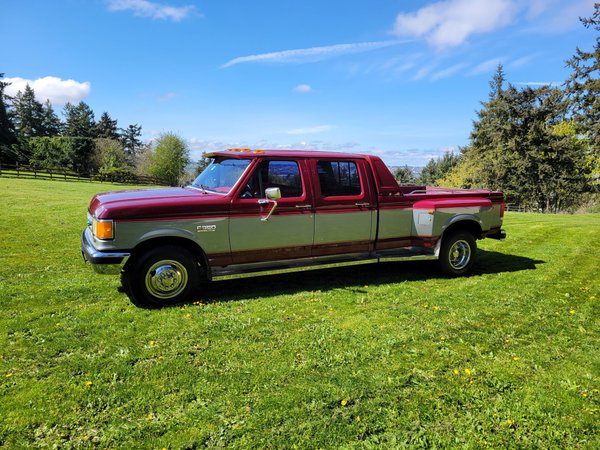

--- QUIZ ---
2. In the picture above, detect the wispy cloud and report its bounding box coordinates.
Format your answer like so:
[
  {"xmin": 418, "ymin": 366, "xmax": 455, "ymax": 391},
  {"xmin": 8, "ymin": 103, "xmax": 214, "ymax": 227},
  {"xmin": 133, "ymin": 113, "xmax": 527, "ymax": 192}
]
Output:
[
  {"xmin": 107, "ymin": 0, "xmax": 197, "ymax": 21},
  {"xmin": 292, "ymin": 84, "xmax": 312, "ymax": 93},
  {"xmin": 391, "ymin": 0, "xmax": 518, "ymax": 48},
  {"xmin": 221, "ymin": 40, "xmax": 410, "ymax": 68},
  {"xmin": 3, "ymin": 76, "xmax": 90, "ymax": 105},
  {"xmin": 285, "ymin": 125, "xmax": 334, "ymax": 135},
  {"xmin": 469, "ymin": 57, "xmax": 504, "ymax": 75},
  {"xmin": 513, "ymin": 81, "xmax": 561, "ymax": 86},
  {"xmin": 430, "ymin": 63, "xmax": 469, "ymax": 80}
]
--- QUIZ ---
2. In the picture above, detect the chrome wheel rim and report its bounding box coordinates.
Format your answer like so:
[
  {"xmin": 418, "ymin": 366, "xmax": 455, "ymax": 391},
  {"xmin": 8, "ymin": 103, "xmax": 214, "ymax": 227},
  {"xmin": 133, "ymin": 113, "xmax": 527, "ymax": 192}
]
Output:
[
  {"xmin": 448, "ymin": 240, "xmax": 471, "ymax": 270},
  {"xmin": 145, "ymin": 260, "xmax": 188, "ymax": 299}
]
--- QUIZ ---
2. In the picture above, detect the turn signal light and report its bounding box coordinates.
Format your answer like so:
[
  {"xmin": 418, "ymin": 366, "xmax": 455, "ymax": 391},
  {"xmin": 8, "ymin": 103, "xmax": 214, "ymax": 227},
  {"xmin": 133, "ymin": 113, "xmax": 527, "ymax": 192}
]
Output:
[
  {"xmin": 500, "ymin": 202, "xmax": 505, "ymax": 218},
  {"xmin": 93, "ymin": 219, "xmax": 114, "ymax": 240}
]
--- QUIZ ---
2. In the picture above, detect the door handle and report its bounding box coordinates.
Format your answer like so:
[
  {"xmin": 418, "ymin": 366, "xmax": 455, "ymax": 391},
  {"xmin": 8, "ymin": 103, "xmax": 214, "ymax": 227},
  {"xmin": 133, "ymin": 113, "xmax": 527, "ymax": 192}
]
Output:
[
  {"xmin": 355, "ymin": 202, "xmax": 370, "ymax": 208},
  {"xmin": 295, "ymin": 204, "xmax": 312, "ymax": 210}
]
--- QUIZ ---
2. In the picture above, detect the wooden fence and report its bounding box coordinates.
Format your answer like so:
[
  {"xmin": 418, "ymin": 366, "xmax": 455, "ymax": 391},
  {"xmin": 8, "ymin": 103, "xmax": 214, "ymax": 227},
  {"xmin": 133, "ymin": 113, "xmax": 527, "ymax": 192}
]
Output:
[{"xmin": 0, "ymin": 162, "xmax": 163, "ymax": 186}]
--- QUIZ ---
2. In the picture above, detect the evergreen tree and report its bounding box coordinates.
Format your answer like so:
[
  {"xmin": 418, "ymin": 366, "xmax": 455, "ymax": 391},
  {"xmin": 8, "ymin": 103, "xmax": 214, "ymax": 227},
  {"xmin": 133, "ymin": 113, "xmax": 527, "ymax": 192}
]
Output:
[
  {"xmin": 41, "ymin": 100, "xmax": 62, "ymax": 136},
  {"xmin": 150, "ymin": 132, "xmax": 190, "ymax": 186},
  {"xmin": 565, "ymin": 3, "xmax": 600, "ymax": 187},
  {"xmin": 463, "ymin": 75, "xmax": 587, "ymax": 212},
  {"xmin": 13, "ymin": 84, "xmax": 45, "ymax": 138},
  {"xmin": 393, "ymin": 165, "xmax": 416, "ymax": 184},
  {"xmin": 63, "ymin": 101, "xmax": 96, "ymax": 138},
  {"xmin": 96, "ymin": 112, "xmax": 119, "ymax": 139},
  {"xmin": 417, "ymin": 152, "xmax": 461, "ymax": 186},
  {"xmin": 120, "ymin": 124, "xmax": 142, "ymax": 162},
  {"xmin": 0, "ymin": 73, "xmax": 18, "ymax": 162}
]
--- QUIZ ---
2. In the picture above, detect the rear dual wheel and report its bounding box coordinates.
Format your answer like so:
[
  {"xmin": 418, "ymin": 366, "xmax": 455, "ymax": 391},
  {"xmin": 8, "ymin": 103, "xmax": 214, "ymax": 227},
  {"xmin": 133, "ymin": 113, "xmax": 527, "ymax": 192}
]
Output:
[
  {"xmin": 438, "ymin": 231, "xmax": 477, "ymax": 276},
  {"xmin": 121, "ymin": 245, "xmax": 201, "ymax": 308}
]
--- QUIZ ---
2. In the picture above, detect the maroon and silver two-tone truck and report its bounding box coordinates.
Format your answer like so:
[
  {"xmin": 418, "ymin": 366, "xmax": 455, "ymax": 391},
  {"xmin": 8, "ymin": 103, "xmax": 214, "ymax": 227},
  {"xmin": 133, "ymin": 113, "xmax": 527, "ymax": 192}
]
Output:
[{"xmin": 82, "ymin": 149, "xmax": 506, "ymax": 307}]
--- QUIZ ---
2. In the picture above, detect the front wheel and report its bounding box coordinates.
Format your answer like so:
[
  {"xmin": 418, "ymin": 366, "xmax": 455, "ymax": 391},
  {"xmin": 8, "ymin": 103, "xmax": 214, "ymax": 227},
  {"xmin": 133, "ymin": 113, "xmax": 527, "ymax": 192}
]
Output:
[
  {"xmin": 121, "ymin": 245, "xmax": 201, "ymax": 308},
  {"xmin": 438, "ymin": 231, "xmax": 477, "ymax": 276}
]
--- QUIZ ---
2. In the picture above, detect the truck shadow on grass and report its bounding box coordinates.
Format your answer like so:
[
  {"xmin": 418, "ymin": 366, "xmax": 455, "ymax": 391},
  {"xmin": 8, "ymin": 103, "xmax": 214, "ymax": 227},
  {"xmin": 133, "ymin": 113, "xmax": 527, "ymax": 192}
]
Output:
[{"xmin": 196, "ymin": 250, "xmax": 544, "ymax": 304}]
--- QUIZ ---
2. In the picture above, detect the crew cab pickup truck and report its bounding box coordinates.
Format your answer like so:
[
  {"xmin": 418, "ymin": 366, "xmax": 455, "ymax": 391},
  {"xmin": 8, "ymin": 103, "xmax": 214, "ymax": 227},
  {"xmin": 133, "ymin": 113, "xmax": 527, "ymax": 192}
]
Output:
[{"xmin": 82, "ymin": 149, "xmax": 505, "ymax": 307}]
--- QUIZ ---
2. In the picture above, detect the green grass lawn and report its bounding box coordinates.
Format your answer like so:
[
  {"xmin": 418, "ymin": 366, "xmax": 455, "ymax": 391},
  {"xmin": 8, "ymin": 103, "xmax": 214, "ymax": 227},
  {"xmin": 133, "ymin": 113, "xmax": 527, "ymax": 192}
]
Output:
[{"xmin": 1, "ymin": 177, "xmax": 599, "ymax": 449}]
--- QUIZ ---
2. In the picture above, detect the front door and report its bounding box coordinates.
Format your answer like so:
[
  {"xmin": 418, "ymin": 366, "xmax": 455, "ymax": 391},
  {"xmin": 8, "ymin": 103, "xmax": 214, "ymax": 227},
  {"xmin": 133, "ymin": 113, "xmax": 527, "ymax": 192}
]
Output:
[{"xmin": 229, "ymin": 159, "xmax": 314, "ymax": 264}]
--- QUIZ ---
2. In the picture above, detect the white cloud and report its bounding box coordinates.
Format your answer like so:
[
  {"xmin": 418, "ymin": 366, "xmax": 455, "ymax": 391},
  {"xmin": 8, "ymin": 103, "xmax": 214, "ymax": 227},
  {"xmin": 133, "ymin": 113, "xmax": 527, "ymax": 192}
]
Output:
[
  {"xmin": 3, "ymin": 76, "xmax": 91, "ymax": 105},
  {"xmin": 392, "ymin": 0, "xmax": 518, "ymax": 48},
  {"xmin": 513, "ymin": 81, "xmax": 561, "ymax": 86},
  {"xmin": 221, "ymin": 40, "xmax": 410, "ymax": 68},
  {"xmin": 107, "ymin": 0, "xmax": 196, "ymax": 21},
  {"xmin": 285, "ymin": 125, "xmax": 333, "ymax": 135},
  {"xmin": 292, "ymin": 84, "xmax": 312, "ymax": 93},
  {"xmin": 430, "ymin": 63, "xmax": 469, "ymax": 80},
  {"xmin": 469, "ymin": 57, "xmax": 504, "ymax": 75}
]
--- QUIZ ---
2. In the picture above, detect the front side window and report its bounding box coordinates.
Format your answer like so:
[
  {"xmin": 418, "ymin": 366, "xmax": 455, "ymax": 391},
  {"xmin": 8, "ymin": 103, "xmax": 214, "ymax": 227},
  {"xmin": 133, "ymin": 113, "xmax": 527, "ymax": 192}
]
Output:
[
  {"xmin": 239, "ymin": 160, "xmax": 303, "ymax": 199},
  {"xmin": 317, "ymin": 160, "xmax": 361, "ymax": 197},
  {"xmin": 192, "ymin": 158, "xmax": 251, "ymax": 194}
]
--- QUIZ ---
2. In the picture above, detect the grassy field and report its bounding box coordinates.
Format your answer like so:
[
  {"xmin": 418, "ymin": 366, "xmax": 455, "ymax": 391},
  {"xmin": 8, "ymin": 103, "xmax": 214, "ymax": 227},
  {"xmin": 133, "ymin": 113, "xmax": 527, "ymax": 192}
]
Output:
[{"xmin": 1, "ymin": 177, "xmax": 599, "ymax": 449}]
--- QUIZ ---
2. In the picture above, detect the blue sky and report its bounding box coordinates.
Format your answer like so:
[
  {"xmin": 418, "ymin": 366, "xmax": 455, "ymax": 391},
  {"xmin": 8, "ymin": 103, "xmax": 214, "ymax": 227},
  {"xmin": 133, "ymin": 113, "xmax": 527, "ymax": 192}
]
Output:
[{"xmin": 1, "ymin": 0, "xmax": 597, "ymax": 166}]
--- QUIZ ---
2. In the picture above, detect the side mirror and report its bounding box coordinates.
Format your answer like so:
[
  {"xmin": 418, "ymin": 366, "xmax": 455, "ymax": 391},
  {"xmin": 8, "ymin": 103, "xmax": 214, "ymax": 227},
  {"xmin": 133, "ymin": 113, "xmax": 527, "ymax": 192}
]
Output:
[{"xmin": 265, "ymin": 187, "xmax": 281, "ymax": 200}]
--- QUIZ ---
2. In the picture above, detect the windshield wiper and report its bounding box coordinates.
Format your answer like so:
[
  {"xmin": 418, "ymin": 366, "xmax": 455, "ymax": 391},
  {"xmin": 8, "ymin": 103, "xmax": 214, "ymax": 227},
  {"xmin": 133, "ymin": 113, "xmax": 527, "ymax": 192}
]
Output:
[{"xmin": 192, "ymin": 183, "xmax": 210, "ymax": 194}]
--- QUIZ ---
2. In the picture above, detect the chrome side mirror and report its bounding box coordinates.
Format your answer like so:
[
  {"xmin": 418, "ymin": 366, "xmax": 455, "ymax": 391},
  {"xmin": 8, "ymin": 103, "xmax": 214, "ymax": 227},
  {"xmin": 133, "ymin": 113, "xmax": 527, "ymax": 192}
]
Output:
[
  {"xmin": 265, "ymin": 187, "xmax": 281, "ymax": 200},
  {"xmin": 260, "ymin": 187, "xmax": 281, "ymax": 222}
]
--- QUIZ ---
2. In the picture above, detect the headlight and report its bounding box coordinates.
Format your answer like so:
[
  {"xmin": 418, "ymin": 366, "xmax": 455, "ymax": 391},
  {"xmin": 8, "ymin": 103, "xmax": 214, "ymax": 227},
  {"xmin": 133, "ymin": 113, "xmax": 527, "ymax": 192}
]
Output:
[{"xmin": 92, "ymin": 217, "xmax": 114, "ymax": 240}]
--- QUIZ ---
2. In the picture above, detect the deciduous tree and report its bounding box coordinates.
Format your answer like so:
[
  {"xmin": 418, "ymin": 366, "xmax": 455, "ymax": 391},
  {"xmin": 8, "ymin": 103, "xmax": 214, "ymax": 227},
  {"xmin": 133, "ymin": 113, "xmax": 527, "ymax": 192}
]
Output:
[{"xmin": 150, "ymin": 132, "xmax": 190, "ymax": 186}]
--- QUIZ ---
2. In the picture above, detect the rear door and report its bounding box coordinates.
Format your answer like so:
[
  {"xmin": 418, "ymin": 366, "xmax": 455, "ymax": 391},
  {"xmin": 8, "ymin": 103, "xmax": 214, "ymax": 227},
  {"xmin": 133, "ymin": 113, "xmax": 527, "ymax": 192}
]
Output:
[
  {"xmin": 311, "ymin": 158, "xmax": 376, "ymax": 256},
  {"xmin": 229, "ymin": 158, "xmax": 314, "ymax": 264}
]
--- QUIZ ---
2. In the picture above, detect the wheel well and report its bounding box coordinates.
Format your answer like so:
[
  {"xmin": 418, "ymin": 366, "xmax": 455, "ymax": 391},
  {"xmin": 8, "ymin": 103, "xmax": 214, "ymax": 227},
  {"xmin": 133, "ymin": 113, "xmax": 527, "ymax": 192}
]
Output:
[
  {"xmin": 442, "ymin": 220, "xmax": 483, "ymax": 240},
  {"xmin": 126, "ymin": 237, "xmax": 209, "ymax": 272}
]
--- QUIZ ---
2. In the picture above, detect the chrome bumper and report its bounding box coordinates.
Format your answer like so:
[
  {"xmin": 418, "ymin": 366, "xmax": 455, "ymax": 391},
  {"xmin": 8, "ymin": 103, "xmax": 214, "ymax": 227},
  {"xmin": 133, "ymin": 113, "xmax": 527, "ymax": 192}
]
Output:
[{"xmin": 81, "ymin": 230, "xmax": 130, "ymax": 274}]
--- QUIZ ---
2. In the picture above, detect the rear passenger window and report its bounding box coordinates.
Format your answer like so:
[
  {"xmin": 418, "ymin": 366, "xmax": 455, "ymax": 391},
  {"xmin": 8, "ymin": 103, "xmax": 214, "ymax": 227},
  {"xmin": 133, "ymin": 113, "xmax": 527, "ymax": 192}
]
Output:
[
  {"xmin": 240, "ymin": 160, "xmax": 303, "ymax": 198},
  {"xmin": 317, "ymin": 161, "xmax": 361, "ymax": 197}
]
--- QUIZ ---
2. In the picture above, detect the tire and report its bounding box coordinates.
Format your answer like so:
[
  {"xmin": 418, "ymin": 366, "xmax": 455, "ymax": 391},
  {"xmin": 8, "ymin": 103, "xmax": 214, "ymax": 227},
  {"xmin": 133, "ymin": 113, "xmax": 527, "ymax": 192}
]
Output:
[
  {"xmin": 121, "ymin": 245, "xmax": 201, "ymax": 308},
  {"xmin": 438, "ymin": 231, "xmax": 477, "ymax": 276}
]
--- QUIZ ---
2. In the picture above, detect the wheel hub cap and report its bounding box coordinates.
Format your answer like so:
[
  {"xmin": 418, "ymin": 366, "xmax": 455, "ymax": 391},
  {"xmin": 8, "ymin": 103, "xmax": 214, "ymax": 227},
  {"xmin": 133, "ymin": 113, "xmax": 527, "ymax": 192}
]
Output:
[
  {"xmin": 448, "ymin": 240, "xmax": 471, "ymax": 270},
  {"xmin": 145, "ymin": 260, "xmax": 188, "ymax": 299}
]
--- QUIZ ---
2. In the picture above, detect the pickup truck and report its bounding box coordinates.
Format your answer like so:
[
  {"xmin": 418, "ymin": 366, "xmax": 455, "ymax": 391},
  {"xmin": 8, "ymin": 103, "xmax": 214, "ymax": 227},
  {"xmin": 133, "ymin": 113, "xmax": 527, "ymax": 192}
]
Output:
[{"xmin": 82, "ymin": 149, "xmax": 505, "ymax": 307}]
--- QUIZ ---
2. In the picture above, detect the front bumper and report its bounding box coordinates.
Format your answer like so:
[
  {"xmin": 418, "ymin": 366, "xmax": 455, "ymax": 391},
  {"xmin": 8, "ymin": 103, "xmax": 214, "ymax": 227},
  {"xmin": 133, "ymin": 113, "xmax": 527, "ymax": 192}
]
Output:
[{"xmin": 81, "ymin": 229, "xmax": 130, "ymax": 274}]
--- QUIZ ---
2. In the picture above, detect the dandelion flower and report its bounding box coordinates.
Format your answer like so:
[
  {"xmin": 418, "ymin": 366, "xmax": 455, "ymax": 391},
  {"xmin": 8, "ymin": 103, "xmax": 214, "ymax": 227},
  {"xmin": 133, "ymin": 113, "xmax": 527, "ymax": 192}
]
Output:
[
  {"xmin": 512, "ymin": 357, "xmax": 520, "ymax": 361},
  {"xmin": 5, "ymin": 373, "xmax": 13, "ymax": 378},
  {"xmin": 341, "ymin": 399, "xmax": 348, "ymax": 406},
  {"xmin": 453, "ymin": 369, "xmax": 459, "ymax": 375},
  {"xmin": 569, "ymin": 310, "xmax": 576, "ymax": 315},
  {"xmin": 85, "ymin": 381, "xmax": 93, "ymax": 386},
  {"xmin": 356, "ymin": 416, "xmax": 361, "ymax": 422},
  {"xmin": 149, "ymin": 340, "xmax": 156, "ymax": 346},
  {"xmin": 185, "ymin": 313, "xmax": 191, "ymax": 318},
  {"xmin": 464, "ymin": 368, "xmax": 472, "ymax": 375}
]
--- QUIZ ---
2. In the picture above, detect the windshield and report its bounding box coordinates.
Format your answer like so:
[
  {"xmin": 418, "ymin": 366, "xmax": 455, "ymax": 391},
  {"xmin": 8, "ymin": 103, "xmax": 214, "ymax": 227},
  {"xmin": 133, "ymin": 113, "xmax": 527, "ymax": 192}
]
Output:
[{"xmin": 191, "ymin": 158, "xmax": 251, "ymax": 194}]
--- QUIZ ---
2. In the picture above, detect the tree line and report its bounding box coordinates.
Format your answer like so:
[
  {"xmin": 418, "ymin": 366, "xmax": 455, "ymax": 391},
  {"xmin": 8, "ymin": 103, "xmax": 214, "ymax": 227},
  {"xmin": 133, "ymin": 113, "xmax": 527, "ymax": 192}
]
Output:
[
  {"xmin": 396, "ymin": 5, "xmax": 599, "ymax": 213},
  {"xmin": 0, "ymin": 82, "xmax": 190, "ymax": 185}
]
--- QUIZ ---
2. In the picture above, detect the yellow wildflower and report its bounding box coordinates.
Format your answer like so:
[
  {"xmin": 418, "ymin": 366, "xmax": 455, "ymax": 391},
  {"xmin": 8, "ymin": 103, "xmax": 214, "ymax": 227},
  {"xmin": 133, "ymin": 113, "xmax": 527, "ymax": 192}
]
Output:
[
  {"xmin": 5, "ymin": 373, "xmax": 13, "ymax": 378},
  {"xmin": 85, "ymin": 381, "xmax": 93, "ymax": 386},
  {"xmin": 149, "ymin": 340, "xmax": 156, "ymax": 346},
  {"xmin": 512, "ymin": 357, "xmax": 520, "ymax": 361},
  {"xmin": 356, "ymin": 416, "xmax": 361, "ymax": 422},
  {"xmin": 185, "ymin": 313, "xmax": 191, "ymax": 318},
  {"xmin": 569, "ymin": 310, "xmax": 576, "ymax": 315},
  {"xmin": 464, "ymin": 368, "xmax": 472, "ymax": 375},
  {"xmin": 453, "ymin": 369, "xmax": 459, "ymax": 375},
  {"xmin": 341, "ymin": 399, "xmax": 348, "ymax": 406}
]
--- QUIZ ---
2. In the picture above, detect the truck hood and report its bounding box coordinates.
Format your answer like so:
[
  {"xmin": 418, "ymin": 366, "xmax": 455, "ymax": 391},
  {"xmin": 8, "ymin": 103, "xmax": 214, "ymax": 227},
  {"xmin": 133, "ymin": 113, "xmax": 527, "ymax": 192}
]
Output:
[{"xmin": 89, "ymin": 187, "xmax": 229, "ymax": 220}]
